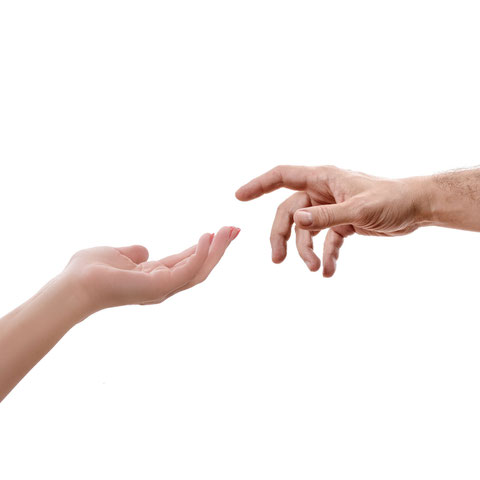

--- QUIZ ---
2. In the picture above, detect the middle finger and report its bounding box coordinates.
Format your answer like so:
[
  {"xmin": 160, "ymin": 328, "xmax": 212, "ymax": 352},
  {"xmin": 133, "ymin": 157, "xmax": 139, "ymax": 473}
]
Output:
[{"xmin": 270, "ymin": 192, "xmax": 311, "ymax": 263}]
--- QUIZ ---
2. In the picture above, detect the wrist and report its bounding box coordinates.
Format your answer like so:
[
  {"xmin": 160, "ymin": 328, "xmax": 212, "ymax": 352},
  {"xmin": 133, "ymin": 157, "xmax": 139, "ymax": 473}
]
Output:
[
  {"xmin": 404, "ymin": 176, "xmax": 438, "ymax": 226},
  {"xmin": 48, "ymin": 273, "xmax": 97, "ymax": 326}
]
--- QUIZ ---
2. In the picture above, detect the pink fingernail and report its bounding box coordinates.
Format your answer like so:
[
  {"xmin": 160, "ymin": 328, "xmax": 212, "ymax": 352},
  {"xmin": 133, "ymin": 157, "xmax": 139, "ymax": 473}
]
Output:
[
  {"xmin": 231, "ymin": 227, "xmax": 241, "ymax": 240},
  {"xmin": 209, "ymin": 233, "xmax": 215, "ymax": 243}
]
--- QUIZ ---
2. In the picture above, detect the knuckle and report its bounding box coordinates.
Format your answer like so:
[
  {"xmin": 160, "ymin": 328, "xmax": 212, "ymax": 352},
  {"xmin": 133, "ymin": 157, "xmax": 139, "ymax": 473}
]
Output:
[
  {"xmin": 295, "ymin": 191, "xmax": 309, "ymax": 203},
  {"xmin": 271, "ymin": 165, "xmax": 283, "ymax": 176},
  {"xmin": 320, "ymin": 164, "xmax": 340, "ymax": 177},
  {"xmin": 322, "ymin": 165, "xmax": 343, "ymax": 185},
  {"xmin": 266, "ymin": 167, "xmax": 283, "ymax": 188},
  {"xmin": 322, "ymin": 164, "xmax": 338, "ymax": 171},
  {"xmin": 276, "ymin": 197, "xmax": 294, "ymax": 215}
]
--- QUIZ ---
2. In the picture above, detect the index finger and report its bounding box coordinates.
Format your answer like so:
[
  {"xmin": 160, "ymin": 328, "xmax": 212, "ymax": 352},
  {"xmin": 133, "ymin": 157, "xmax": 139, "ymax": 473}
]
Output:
[{"xmin": 235, "ymin": 165, "xmax": 314, "ymax": 201}]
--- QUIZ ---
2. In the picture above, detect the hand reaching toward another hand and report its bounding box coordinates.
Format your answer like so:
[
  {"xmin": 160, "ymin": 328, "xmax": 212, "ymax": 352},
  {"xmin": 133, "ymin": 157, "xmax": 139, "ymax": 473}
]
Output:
[
  {"xmin": 65, "ymin": 226, "xmax": 241, "ymax": 312},
  {"xmin": 0, "ymin": 226, "xmax": 240, "ymax": 401},
  {"xmin": 236, "ymin": 165, "xmax": 430, "ymax": 277}
]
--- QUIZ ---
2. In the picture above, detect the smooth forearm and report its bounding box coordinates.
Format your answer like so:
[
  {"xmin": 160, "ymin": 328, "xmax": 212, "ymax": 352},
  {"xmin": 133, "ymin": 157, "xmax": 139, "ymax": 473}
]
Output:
[
  {"xmin": 0, "ymin": 229, "xmax": 236, "ymax": 401},
  {"xmin": 0, "ymin": 274, "xmax": 91, "ymax": 401},
  {"xmin": 409, "ymin": 169, "xmax": 480, "ymax": 232}
]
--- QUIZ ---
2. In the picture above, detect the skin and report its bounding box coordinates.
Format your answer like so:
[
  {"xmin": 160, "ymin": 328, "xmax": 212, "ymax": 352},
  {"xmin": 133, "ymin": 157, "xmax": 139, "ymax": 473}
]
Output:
[
  {"xmin": 0, "ymin": 226, "xmax": 240, "ymax": 402},
  {"xmin": 236, "ymin": 165, "xmax": 480, "ymax": 277}
]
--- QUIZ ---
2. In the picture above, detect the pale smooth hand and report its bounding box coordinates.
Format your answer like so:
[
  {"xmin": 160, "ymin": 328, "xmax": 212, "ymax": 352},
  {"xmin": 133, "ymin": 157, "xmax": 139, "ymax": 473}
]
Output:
[{"xmin": 64, "ymin": 226, "xmax": 241, "ymax": 313}]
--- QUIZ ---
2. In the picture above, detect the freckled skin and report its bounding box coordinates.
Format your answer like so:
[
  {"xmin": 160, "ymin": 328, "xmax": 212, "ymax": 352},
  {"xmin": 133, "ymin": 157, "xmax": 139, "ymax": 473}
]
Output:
[
  {"xmin": 236, "ymin": 165, "xmax": 480, "ymax": 277},
  {"xmin": 0, "ymin": 226, "xmax": 240, "ymax": 401}
]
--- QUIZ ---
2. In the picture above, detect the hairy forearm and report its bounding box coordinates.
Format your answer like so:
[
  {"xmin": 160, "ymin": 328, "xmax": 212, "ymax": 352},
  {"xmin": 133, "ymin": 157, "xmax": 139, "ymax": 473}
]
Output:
[
  {"xmin": 411, "ymin": 168, "xmax": 480, "ymax": 231},
  {"xmin": 0, "ymin": 274, "xmax": 90, "ymax": 402}
]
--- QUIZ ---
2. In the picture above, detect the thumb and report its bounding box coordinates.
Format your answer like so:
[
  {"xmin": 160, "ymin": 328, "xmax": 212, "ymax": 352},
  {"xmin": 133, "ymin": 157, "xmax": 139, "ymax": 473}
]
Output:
[
  {"xmin": 116, "ymin": 245, "xmax": 150, "ymax": 264},
  {"xmin": 294, "ymin": 203, "xmax": 354, "ymax": 231}
]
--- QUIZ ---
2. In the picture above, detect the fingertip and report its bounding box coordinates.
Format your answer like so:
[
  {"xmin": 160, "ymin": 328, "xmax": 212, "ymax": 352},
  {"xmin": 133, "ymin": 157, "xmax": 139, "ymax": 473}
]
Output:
[
  {"xmin": 307, "ymin": 257, "xmax": 321, "ymax": 272},
  {"xmin": 271, "ymin": 239, "xmax": 287, "ymax": 263},
  {"xmin": 272, "ymin": 249, "xmax": 286, "ymax": 264},
  {"xmin": 223, "ymin": 226, "xmax": 241, "ymax": 241},
  {"xmin": 235, "ymin": 187, "xmax": 250, "ymax": 201},
  {"xmin": 322, "ymin": 259, "xmax": 336, "ymax": 278},
  {"xmin": 236, "ymin": 184, "xmax": 261, "ymax": 201},
  {"xmin": 136, "ymin": 245, "xmax": 150, "ymax": 262},
  {"xmin": 230, "ymin": 227, "xmax": 241, "ymax": 240},
  {"xmin": 211, "ymin": 226, "xmax": 240, "ymax": 246}
]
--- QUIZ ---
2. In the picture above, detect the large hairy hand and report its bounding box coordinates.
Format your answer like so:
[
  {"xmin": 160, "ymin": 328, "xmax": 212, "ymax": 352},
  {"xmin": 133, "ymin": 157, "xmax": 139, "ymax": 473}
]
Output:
[{"xmin": 236, "ymin": 165, "xmax": 428, "ymax": 277}]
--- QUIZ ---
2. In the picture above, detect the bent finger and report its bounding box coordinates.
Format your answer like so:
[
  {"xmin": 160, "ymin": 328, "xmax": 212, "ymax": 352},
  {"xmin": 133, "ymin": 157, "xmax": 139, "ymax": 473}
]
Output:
[
  {"xmin": 295, "ymin": 226, "xmax": 320, "ymax": 272},
  {"xmin": 153, "ymin": 226, "xmax": 240, "ymax": 302},
  {"xmin": 167, "ymin": 233, "xmax": 213, "ymax": 288},
  {"xmin": 271, "ymin": 192, "xmax": 310, "ymax": 263},
  {"xmin": 195, "ymin": 226, "xmax": 240, "ymax": 282},
  {"xmin": 160, "ymin": 245, "xmax": 197, "ymax": 268},
  {"xmin": 322, "ymin": 225, "xmax": 355, "ymax": 277}
]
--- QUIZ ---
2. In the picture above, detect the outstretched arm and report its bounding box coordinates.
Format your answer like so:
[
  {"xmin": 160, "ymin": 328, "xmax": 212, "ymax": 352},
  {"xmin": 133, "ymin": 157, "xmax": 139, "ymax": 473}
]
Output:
[
  {"xmin": 236, "ymin": 165, "xmax": 480, "ymax": 276},
  {"xmin": 0, "ymin": 226, "xmax": 240, "ymax": 402}
]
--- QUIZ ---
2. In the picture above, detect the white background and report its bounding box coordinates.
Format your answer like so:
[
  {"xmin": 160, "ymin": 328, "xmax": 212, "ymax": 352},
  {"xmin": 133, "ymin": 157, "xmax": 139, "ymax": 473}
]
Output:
[{"xmin": 1, "ymin": 1, "xmax": 480, "ymax": 479}]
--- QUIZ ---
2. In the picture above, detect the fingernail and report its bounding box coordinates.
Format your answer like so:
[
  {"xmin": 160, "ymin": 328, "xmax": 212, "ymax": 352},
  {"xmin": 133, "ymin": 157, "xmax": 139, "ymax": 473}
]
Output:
[
  {"xmin": 209, "ymin": 233, "xmax": 215, "ymax": 243},
  {"xmin": 231, "ymin": 227, "xmax": 241, "ymax": 240},
  {"xmin": 296, "ymin": 210, "xmax": 313, "ymax": 226}
]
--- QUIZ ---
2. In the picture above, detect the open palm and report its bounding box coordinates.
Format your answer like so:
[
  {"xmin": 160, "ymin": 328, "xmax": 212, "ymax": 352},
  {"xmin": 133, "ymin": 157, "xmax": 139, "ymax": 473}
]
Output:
[{"xmin": 64, "ymin": 226, "xmax": 240, "ymax": 311}]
